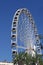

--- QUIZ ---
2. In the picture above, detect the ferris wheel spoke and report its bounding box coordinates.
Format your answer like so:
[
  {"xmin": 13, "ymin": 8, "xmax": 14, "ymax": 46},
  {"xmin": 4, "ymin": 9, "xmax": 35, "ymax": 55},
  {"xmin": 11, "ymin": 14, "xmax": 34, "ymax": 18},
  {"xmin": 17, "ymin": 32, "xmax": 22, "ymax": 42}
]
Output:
[{"xmin": 11, "ymin": 8, "xmax": 42, "ymax": 60}]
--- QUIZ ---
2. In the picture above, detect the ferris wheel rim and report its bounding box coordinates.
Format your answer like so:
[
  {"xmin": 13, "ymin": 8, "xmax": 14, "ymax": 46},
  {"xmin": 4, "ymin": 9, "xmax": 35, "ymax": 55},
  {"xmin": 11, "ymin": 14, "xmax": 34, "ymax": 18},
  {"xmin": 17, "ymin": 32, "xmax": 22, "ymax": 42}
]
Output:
[{"xmin": 11, "ymin": 8, "xmax": 42, "ymax": 56}]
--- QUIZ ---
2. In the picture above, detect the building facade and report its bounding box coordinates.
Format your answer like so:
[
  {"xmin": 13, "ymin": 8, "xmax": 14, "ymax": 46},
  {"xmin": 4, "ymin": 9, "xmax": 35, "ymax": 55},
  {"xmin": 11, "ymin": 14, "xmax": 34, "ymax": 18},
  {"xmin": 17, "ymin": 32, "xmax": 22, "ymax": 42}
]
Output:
[{"xmin": 0, "ymin": 62, "xmax": 13, "ymax": 65}]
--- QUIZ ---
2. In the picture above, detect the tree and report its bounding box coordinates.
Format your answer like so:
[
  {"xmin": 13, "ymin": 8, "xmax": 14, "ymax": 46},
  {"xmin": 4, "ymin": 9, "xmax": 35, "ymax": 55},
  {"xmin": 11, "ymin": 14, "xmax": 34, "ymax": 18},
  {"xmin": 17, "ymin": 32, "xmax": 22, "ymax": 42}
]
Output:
[
  {"xmin": 13, "ymin": 52, "xmax": 32, "ymax": 65},
  {"xmin": 13, "ymin": 52, "xmax": 43, "ymax": 65},
  {"xmin": 13, "ymin": 52, "xmax": 25, "ymax": 65},
  {"xmin": 38, "ymin": 55, "xmax": 43, "ymax": 65}
]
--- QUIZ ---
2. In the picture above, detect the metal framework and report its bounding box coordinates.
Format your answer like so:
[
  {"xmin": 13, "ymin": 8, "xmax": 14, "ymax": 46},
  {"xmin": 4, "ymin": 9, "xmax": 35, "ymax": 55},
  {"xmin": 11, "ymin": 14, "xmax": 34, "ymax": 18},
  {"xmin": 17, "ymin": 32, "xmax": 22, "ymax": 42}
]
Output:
[{"xmin": 11, "ymin": 8, "xmax": 41, "ymax": 59}]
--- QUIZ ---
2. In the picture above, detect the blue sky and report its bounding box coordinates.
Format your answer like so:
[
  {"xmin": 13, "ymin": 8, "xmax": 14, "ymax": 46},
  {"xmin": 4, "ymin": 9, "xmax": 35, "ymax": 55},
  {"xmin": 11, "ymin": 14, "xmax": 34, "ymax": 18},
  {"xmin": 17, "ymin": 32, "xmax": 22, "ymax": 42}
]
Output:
[{"xmin": 0, "ymin": 0, "xmax": 43, "ymax": 62}]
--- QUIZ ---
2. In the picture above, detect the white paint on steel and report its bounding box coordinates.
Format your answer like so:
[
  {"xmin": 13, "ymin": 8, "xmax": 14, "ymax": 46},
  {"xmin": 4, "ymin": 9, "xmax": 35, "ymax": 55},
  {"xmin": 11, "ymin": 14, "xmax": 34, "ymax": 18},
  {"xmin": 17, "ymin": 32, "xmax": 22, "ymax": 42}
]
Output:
[{"xmin": 11, "ymin": 8, "xmax": 42, "ymax": 58}]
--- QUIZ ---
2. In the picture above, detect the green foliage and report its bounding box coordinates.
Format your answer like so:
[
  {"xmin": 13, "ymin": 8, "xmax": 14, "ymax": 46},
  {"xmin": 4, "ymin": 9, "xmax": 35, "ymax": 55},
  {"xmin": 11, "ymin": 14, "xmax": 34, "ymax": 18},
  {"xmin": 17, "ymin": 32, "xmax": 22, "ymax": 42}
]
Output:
[
  {"xmin": 13, "ymin": 52, "xmax": 32, "ymax": 65},
  {"xmin": 13, "ymin": 52, "xmax": 43, "ymax": 65},
  {"xmin": 38, "ymin": 55, "xmax": 43, "ymax": 65}
]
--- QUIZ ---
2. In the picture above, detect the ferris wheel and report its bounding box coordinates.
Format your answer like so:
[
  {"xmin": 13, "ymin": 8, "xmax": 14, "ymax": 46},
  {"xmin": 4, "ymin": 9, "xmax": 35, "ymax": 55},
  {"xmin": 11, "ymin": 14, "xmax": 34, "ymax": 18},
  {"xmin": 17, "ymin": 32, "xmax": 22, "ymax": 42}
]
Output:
[{"xmin": 11, "ymin": 8, "xmax": 41, "ymax": 58}]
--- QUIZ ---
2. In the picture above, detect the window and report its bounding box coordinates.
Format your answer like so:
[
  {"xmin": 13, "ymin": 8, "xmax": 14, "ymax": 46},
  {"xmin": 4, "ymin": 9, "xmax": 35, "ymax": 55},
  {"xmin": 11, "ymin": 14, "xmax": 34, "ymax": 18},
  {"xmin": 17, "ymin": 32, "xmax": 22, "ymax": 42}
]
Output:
[{"xmin": 15, "ymin": 17, "xmax": 17, "ymax": 19}]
